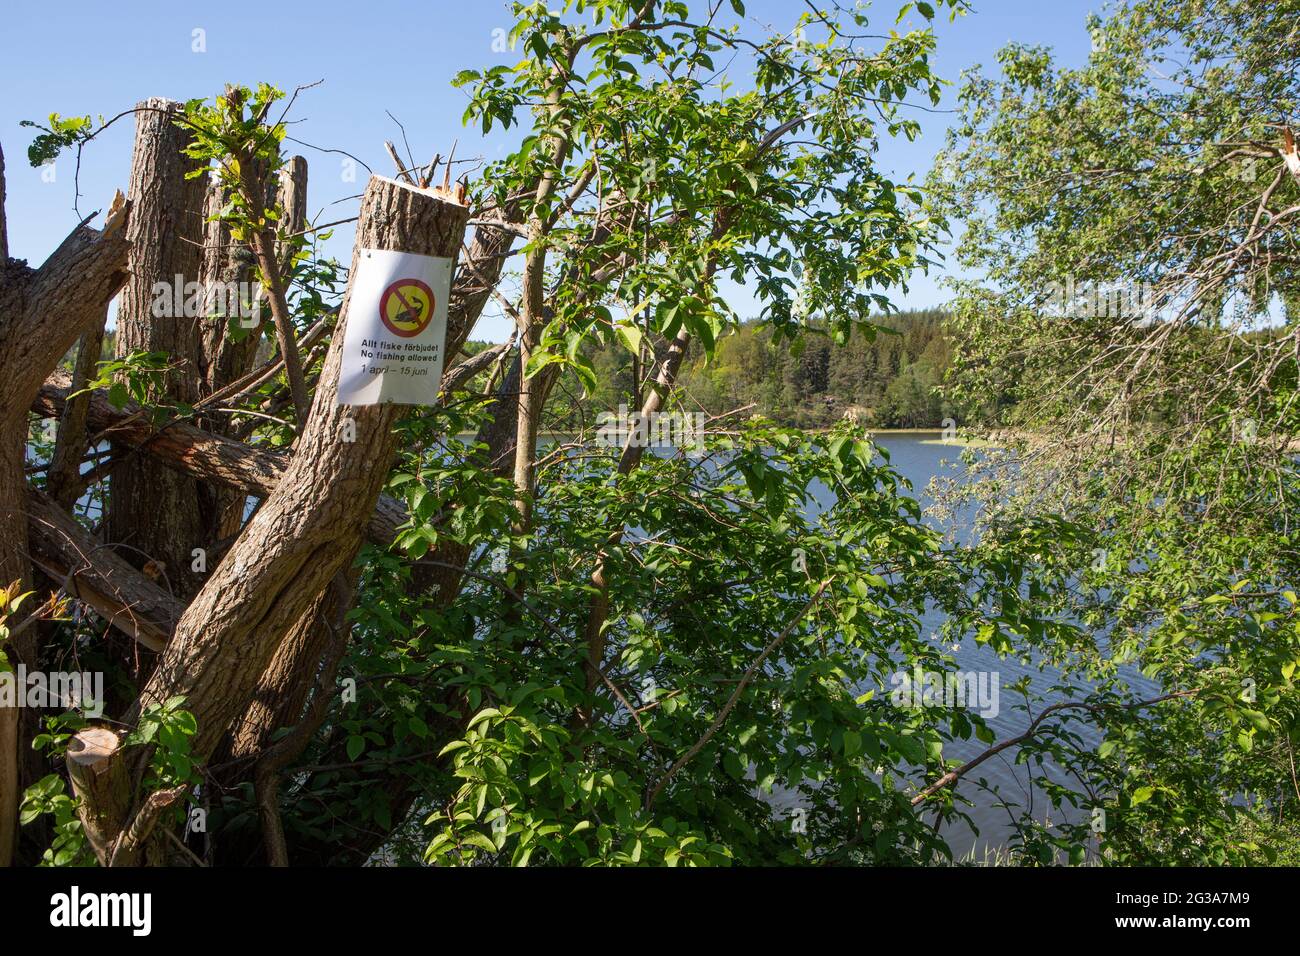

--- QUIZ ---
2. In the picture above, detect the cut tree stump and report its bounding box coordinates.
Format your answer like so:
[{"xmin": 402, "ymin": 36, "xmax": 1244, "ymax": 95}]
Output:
[{"xmin": 66, "ymin": 727, "xmax": 129, "ymax": 866}]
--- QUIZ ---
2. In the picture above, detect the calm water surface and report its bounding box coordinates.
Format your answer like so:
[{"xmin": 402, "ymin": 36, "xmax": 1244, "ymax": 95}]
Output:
[{"xmin": 803, "ymin": 434, "xmax": 1157, "ymax": 857}]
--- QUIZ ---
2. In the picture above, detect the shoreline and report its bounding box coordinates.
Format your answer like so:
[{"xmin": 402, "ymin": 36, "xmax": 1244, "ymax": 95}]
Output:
[{"xmin": 472, "ymin": 427, "xmax": 996, "ymax": 448}]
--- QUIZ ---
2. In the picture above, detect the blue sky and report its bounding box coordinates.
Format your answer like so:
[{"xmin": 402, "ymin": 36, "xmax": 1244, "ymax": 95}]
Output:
[{"xmin": 1, "ymin": 0, "xmax": 1101, "ymax": 342}]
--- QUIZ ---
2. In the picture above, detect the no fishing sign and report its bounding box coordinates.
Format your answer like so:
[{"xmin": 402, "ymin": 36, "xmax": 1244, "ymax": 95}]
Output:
[{"xmin": 336, "ymin": 248, "xmax": 453, "ymax": 406}]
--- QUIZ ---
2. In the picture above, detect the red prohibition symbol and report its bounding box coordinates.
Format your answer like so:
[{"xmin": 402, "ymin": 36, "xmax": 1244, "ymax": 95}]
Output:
[{"xmin": 379, "ymin": 278, "xmax": 435, "ymax": 337}]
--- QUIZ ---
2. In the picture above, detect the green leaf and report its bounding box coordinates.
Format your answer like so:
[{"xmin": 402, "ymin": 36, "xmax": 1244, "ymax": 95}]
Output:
[
  {"xmin": 346, "ymin": 735, "xmax": 366, "ymax": 762},
  {"xmin": 461, "ymin": 830, "xmax": 497, "ymax": 854},
  {"xmin": 614, "ymin": 321, "xmax": 643, "ymax": 355},
  {"xmin": 1241, "ymin": 709, "xmax": 1271, "ymax": 734},
  {"xmin": 843, "ymin": 730, "xmax": 862, "ymax": 758}
]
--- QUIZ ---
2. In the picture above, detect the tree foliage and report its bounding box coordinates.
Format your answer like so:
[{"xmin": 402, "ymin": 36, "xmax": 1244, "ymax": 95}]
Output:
[{"xmin": 930, "ymin": 0, "xmax": 1300, "ymax": 863}]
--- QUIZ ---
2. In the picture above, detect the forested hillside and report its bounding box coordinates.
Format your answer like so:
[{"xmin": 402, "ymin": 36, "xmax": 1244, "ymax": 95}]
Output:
[
  {"xmin": 524, "ymin": 308, "xmax": 956, "ymax": 432},
  {"xmin": 678, "ymin": 309, "xmax": 954, "ymax": 428}
]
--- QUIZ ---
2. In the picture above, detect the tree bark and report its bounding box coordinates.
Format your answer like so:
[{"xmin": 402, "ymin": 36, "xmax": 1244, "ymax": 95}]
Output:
[
  {"xmin": 45, "ymin": 318, "xmax": 108, "ymax": 508},
  {"xmin": 105, "ymin": 98, "xmax": 209, "ymax": 599},
  {"xmin": 68, "ymin": 175, "xmax": 468, "ymax": 860},
  {"xmin": 0, "ymin": 172, "xmax": 131, "ymax": 865},
  {"xmin": 26, "ymin": 490, "xmax": 183, "ymax": 651},
  {"xmin": 225, "ymin": 578, "xmax": 343, "ymax": 761}
]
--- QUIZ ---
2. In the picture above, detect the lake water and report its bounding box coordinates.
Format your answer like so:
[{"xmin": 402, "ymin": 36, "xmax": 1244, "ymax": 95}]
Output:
[{"xmin": 820, "ymin": 433, "xmax": 1157, "ymax": 858}]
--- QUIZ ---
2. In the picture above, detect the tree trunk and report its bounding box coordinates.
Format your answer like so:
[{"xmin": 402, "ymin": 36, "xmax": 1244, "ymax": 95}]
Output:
[
  {"xmin": 186, "ymin": 192, "xmax": 523, "ymax": 768},
  {"xmin": 45, "ymin": 318, "xmax": 108, "ymax": 509},
  {"xmin": 0, "ymin": 162, "xmax": 131, "ymax": 864},
  {"xmin": 580, "ymin": 206, "xmax": 733, "ymax": 698},
  {"xmin": 105, "ymin": 97, "xmax": 209, "ymax": 599},
  {"xmin": 69, "ymin": 175, "xmax": 468, "ymax": 860},
  {"xmin": 66, "ymin": 727, "xmax": 130, "ymax": 865},
  {"xmin": 225, "ymin": 345, "xmax": 511, "ymax": 763},
  {"xmin": 26, "ymin": 490, "xmax": 183, "ymax": 651}
]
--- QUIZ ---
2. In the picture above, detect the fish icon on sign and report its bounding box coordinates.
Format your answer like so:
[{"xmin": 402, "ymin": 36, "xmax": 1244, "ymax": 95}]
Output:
[{"xmin": 379, "ymin": 278, "xmax": 435, "ymax": 337}]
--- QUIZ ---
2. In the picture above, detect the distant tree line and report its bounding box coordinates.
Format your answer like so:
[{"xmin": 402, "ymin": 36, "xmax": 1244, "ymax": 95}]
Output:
[
  {"xmin": 511, "ymin": 308, "xmax": 957, "ymax": 433},
  {"xmin": 679, "ymin": 308, "xmax": 955, "ymax": 428},
  {"xmin": 525, "ymin": 306, "xmax": 956, "ymax": 429}
]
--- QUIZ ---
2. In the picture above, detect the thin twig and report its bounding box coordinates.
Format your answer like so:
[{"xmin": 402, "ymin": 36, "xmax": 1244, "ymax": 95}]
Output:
[{"xmin": 645, "ymin": 580, "xmax": 831, "ymax": 810}]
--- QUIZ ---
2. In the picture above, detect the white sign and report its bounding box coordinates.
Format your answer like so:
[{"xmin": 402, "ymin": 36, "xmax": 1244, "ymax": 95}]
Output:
[{"xmin": 335, "ymin": 248, "xmax": 453, "ymax": 406}]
